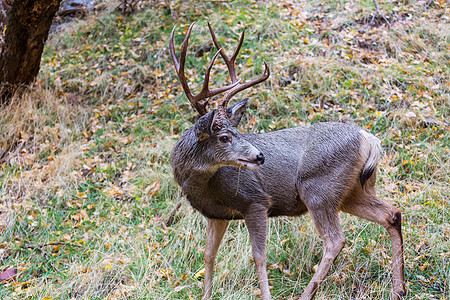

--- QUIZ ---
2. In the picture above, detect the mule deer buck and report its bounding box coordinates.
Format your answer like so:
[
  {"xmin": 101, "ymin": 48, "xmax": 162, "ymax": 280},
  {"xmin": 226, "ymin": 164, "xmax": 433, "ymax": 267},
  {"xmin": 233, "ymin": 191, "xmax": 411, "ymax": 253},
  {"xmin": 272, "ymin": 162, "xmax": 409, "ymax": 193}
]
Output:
[{"xmin": 169, "ymin": 22, "xmax": 405, "ymax": 299}]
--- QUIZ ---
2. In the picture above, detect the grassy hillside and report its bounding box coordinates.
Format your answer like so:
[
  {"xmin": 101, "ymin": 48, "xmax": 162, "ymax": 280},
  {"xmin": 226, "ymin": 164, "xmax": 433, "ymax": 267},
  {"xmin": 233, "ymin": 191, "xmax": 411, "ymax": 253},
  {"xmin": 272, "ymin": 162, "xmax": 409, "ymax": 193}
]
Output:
[{"xmin": 0, "ymin": 0, "xmax": 448, "ymax": 299}]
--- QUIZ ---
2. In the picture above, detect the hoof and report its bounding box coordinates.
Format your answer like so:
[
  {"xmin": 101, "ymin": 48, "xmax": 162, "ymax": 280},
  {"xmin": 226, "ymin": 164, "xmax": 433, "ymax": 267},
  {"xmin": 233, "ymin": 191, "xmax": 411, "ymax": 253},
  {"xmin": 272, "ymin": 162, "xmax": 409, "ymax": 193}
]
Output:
[{"xmin": 391, "ymin": 290, "xmax": 406, "ymax": 300}]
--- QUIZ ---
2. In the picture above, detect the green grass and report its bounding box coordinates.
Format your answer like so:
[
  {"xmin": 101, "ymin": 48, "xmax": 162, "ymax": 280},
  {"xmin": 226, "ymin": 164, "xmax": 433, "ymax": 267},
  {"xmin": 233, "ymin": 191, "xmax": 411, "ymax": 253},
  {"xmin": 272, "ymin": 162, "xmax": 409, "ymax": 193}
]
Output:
[{"xmin": 1, "ymin": 0, "xmax": 449, "ymax": 299}]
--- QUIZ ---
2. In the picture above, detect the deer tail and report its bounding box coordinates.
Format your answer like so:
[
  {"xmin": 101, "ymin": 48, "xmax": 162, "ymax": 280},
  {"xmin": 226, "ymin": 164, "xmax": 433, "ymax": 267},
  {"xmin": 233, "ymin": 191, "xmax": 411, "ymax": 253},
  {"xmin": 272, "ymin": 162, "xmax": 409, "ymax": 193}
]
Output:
[{"xmin": 359, "ymin": 130, "xmax": 381, "ymax": 189}]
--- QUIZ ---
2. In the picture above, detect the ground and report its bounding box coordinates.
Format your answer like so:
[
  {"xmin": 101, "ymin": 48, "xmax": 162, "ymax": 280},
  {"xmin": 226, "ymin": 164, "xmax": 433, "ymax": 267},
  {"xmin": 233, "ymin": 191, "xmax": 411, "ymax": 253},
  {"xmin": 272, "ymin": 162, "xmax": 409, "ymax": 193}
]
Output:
[{"xmin": 0, "ymin": 0, "xmax": 449, "ymax": 299}]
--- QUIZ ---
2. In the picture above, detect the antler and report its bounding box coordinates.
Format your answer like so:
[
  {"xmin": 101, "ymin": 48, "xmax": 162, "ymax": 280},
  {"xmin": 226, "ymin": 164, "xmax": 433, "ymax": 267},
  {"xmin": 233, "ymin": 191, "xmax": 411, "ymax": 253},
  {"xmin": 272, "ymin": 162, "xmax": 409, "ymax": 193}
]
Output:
[
  {"xmin": 207, "ymin": 22, "xmax": 270, "ymax": 122},
  {"xmin": 170, "ymin": 22, "xmax": 270, "ymax": 120},
  {"xmin": 170, "ymin": 22, "xmax": 238, "ymax": 116}
]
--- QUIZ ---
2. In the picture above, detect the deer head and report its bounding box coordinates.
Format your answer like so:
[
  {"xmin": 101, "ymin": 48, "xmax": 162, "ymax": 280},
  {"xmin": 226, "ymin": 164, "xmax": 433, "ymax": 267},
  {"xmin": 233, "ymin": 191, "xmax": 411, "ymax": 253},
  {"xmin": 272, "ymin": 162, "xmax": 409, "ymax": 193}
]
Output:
[{"xmin": 169, "ymin": 22, "xmax": 269, "ymax": 170}]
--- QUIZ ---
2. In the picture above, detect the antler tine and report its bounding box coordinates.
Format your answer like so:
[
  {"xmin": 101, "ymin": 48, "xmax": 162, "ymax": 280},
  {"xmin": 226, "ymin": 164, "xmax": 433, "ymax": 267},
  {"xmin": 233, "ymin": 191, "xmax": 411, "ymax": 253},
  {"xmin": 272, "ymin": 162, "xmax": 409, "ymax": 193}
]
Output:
[
  {"xmin": 207, "ymin": 22, "xmax": 244, "ymax": 83},
  {"xmin": 169, "ymin": 28, "xmax": 180, "ymax": 71},
  {"xmin": 170, "ymin": 23, "xmax": 195, "ymax": 102},
  {"xmin": 217, "ymin": 62, "xmax": 270, "ymax": 119},
  {"xmin": 170, "ymin": 22, "xmax": 239, "ymax": 116}
]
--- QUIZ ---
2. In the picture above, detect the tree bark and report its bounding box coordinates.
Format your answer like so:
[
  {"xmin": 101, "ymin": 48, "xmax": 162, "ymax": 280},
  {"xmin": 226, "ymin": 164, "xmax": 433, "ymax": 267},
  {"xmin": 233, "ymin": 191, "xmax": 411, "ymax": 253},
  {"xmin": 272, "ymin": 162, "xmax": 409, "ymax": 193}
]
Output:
[{"xmin": 0, "ymin": 0, "xmax": 62, "ymax": 104}]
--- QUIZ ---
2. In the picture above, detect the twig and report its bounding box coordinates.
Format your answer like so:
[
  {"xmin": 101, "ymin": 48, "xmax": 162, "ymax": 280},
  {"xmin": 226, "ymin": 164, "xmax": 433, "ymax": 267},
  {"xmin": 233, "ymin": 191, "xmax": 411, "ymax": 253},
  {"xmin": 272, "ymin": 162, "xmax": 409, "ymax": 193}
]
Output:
[
  {"xmin": 370, "ymin": 0, "xmax": 391, "ymax": 29},
  {"xmin": 22, "ymin": 244, "xmax": 60, "ymax": 273},
  {"xmin": 165, "ymin": 201, "xmax": 182, "ymax": 227},
  {"xmin": 425, "ymin": 0, "xmax": 434, "ymax": 9},
  {"xmin": 97, "ymin": 19, "xmax": 107, "ymax": 28},
  {"xmin": 56, "ymin": 8, "xmax": 85, "ymax": 17},
  {"xmin": 235, "ymin": 167, "xmax": 241, "ymax": 196},
  {"xmin": 35, "ymin": 241, "xmax": 82, "ymax": 248},
  {"xmin": 22, "ymin": 242, "xmax": 81, "ymax": 272}
]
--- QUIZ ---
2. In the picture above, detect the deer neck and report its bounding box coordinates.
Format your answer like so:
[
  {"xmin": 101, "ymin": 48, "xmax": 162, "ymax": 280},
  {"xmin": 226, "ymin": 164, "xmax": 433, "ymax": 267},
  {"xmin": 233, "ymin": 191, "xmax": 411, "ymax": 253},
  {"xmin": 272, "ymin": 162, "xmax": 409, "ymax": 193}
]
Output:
[{"xmin": 171, "ymin": 129, "xmax": 220, "ymax": 197}]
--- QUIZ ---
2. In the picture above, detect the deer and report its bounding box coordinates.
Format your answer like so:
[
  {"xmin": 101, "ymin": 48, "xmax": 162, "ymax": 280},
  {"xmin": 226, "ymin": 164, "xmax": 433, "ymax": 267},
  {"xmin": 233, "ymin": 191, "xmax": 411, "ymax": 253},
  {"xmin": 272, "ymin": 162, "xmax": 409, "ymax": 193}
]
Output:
[{"xmin": 169, "ymin": 22, "xmax": 405, "ymax": 300}]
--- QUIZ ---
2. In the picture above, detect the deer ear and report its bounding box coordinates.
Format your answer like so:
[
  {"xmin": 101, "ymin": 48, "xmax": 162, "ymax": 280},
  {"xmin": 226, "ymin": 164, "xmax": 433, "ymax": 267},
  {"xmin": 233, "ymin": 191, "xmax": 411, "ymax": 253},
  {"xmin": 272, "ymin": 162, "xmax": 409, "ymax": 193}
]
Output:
[
  {"xmin": 227, "ymin": 98, "xmax": 249, "ymax": 127},
  {"xmin": 194, "ymin": 111, "xmax": 214, "ymax": 141}
]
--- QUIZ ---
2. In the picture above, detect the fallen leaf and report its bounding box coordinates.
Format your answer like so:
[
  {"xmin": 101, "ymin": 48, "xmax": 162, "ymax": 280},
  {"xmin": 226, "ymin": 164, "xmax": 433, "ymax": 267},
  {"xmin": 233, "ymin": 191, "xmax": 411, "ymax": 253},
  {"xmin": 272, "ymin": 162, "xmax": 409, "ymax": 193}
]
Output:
[
  {"xmin": 0, "ymin": 268, "xmax": 16, "ymax": 281},
  {"xmin": 144, "ymin": 181, "xmax": 161, "ymax": 197},
  {"xmin": 194, "ymin": 268, "xmax": 205, "ymax": 279}
]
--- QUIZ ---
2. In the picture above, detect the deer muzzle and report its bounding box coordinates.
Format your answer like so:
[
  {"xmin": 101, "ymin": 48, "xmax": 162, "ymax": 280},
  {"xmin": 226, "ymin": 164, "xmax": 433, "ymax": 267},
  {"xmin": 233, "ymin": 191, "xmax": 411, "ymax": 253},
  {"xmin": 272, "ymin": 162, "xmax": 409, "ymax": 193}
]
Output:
[
  {"xmin": 237, "ymin": 152, "xmax": 264, "ymax": 170},
  {"xmin": 256, "ymin": 153, "xmax": 265, "ymax": 165}
]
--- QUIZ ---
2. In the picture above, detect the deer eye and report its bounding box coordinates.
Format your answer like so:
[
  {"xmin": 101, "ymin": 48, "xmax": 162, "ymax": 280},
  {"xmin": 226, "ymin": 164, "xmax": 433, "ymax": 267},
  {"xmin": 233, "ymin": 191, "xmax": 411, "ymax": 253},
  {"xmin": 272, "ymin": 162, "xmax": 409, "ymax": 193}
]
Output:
[{"xmin": 219, "ymin": 135, "xmax": 232, "ymax": 143}]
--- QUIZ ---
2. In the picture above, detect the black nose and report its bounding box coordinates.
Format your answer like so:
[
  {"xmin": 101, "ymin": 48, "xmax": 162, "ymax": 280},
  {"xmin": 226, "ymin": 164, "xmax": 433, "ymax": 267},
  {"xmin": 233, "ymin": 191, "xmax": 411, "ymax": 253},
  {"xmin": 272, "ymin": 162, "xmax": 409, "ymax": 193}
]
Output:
[{"xmin": 256, "ymin": 153, "xmax": 265, "ymax": 165}]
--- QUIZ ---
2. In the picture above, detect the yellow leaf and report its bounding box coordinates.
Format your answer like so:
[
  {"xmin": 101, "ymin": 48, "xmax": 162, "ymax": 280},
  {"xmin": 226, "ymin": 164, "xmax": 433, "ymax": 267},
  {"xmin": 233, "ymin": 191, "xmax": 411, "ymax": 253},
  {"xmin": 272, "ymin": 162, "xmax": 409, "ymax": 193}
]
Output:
[
  {"xmin": 43, "ymin": 297, "xmax": 54, "ymax": 300},
  {"xmin": 107, "ymin": 264, "xmax": 112, "ymax": 270},
  {"xmin": 52, "ymin": 245, "xmax": 61, "ymax": 253},
  {"xmin": 419, "ymin": 262, "xmax": 429, "ymax": 271},
  {"xmin": 194, "ymin": 268, "xmax": 205, "ymax": 278},
  {"xmin": 76, "ymin": 191, "xmax": 86, "ymax": 198},
  {"xmin": 144, "ymin": 181, "xmax": 161, "ymax": 197}
]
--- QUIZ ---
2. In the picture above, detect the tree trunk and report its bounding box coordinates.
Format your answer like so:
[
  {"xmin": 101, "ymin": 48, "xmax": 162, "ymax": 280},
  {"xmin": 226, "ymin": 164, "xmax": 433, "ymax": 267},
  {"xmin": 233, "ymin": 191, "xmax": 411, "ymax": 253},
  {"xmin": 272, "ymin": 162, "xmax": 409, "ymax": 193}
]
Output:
[{"xmin": 0, "ymin": 0, "xmax": 62, "ymax": 104}]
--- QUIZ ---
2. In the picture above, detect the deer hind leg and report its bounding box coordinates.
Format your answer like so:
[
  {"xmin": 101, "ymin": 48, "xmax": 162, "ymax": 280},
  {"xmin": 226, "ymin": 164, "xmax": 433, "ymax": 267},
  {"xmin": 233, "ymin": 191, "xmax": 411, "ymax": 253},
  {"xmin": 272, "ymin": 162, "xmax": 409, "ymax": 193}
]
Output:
[
  {"xmin": 202, "ymin": 218, "xmax": 229, "ymax": 299},
  {"xmin": 341, "ymin": 195, "xmax": 406, "ymax": 299},
  {"xmin": 300, "ymin": 207, "xmax": 346, "ymax": 300}
]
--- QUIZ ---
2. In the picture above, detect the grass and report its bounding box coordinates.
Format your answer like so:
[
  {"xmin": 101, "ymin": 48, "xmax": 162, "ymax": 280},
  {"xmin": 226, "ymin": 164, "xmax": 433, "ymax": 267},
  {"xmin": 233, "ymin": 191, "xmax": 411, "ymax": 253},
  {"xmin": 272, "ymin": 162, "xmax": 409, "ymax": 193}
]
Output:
[{"xmin": 0, "ymin": 0, "xmax": 449, "ymax": 299}]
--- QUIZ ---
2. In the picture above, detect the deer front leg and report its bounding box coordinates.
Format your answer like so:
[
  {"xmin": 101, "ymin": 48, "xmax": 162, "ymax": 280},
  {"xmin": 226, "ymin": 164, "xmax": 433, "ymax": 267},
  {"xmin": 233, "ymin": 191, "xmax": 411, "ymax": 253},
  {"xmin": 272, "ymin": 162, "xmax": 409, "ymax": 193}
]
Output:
[
  {"xmin": 245, "ymin": 205, "xmax": 271, "ymax": 300},
  {"xmin": 202, "ymin": 218, "xmax": 229, "ymax": 299},
  {"xmin": 301, "ymin": 209, "xmax": 346, "ymax": 300}
]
